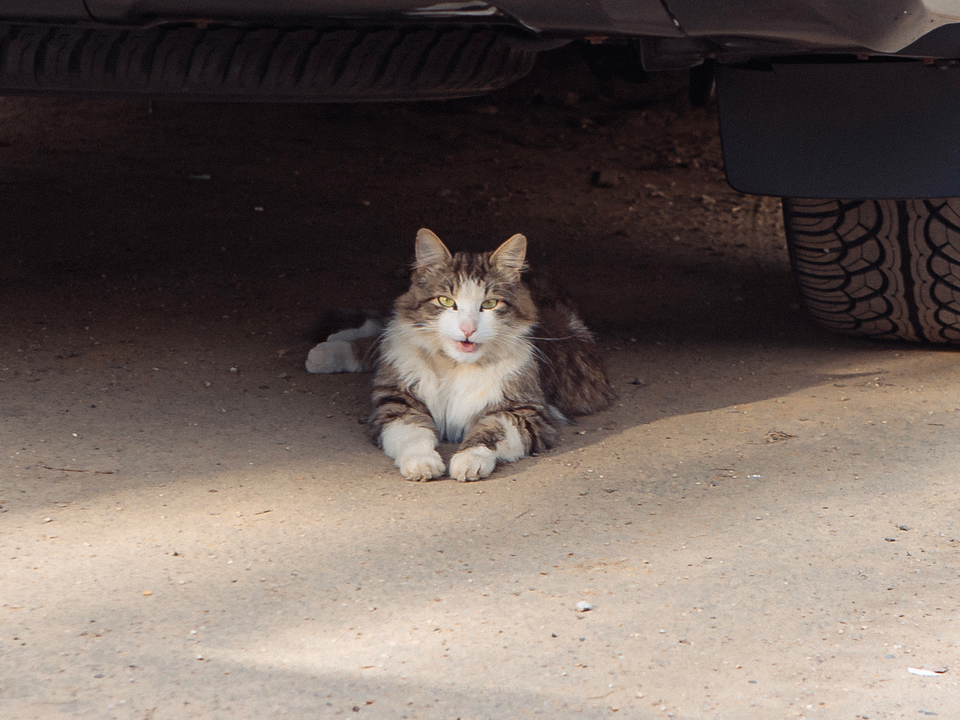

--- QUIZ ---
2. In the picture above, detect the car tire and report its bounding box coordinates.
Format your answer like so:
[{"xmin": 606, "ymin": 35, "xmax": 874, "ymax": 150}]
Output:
[
  {"xmin": 783, "ymin": 197, "xmax": 960, "ymax": 343},
  {"xmin": 0, "ymin": 23, "xmax": 537, "ymax": 101}
]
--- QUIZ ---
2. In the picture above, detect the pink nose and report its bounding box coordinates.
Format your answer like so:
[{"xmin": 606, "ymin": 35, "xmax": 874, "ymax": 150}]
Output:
[{"xmin": 460, "ymin": 322, "xmax": 477, "ymax": 339}]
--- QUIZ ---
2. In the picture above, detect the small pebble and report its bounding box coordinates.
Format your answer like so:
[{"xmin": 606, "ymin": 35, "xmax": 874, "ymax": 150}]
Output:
[{"xmin": 576, "ymin": 601, "xmax": 593, "ymax": 612}]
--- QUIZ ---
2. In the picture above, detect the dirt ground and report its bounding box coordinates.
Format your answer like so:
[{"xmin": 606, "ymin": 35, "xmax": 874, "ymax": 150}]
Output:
[{"xmin": 3, "ymin": 47, "xmax": 960, "ymax": 719}]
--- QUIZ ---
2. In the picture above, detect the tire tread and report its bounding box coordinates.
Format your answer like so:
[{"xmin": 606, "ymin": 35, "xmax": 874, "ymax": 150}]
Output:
[
  {"xmin": 784, "ymin": 197, "xmax": 960, "ymax": 343},
  {"xmin": 0, "ymin": 22, "xmax": 535, "ymax": 101}
]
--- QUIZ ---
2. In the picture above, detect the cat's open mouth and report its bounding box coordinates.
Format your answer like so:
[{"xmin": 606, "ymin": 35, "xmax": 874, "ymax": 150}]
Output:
[{"xmin": 455, "ymin": 340, "xmax": 478, "ymax": 353}]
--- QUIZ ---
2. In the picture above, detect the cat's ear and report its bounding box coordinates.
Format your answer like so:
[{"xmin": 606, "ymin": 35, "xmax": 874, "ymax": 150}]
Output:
[
  {"xmin": 415, "ymin": 228, "xmax": 452, "ymax": 269},
  {"xmin": 491, "ymin": 233, "xmax": 527, "ymax": 280}
]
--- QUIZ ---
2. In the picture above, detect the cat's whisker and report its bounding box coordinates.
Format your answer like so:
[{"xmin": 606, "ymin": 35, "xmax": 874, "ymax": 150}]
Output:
[
  {"xmin": 387, "ymin": 323, "xmax": 430, "ymax": 340},
  {"xmin": 526, "ymin": 334, "xmax": 583, "ymax": 342},
  {"xmin": 529, "ymin": 344, "xmax": 554, "ymax": 369}
]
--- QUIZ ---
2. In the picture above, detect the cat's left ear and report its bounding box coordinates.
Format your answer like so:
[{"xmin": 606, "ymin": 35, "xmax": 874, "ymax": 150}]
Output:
[
  {"xmin": 491, "ymin": 234, "xmax": 527, "ymax": 281},
  {"xmin": 415, "ymin": 228, "xmax": 452, "ymax": 269}
]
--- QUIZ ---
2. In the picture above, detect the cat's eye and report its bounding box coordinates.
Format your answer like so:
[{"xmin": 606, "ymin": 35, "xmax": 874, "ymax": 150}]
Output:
[
  {"xmin": 437, "ymin": 296, "xmax": 456, "ymax": 308},
  {"xmin": 480, "ymin": 299, "xmax": 499, "ymax": 310}
]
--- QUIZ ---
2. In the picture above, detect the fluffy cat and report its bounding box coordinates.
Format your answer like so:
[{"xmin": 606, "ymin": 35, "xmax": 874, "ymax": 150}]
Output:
[{"xmin": 306, "ymin": 228, "xmax": 614, "ymax": 481}]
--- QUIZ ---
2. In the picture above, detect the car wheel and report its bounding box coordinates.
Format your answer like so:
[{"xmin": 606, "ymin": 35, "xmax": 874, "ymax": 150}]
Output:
[{"xmin": 783, "ymin": 197, "xmax": 960, "ymax": 343}]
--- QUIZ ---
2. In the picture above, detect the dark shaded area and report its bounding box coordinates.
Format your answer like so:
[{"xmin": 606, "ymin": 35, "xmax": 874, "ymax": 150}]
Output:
[{"xmin": 0, "ymin": 45, "xmax": 807, "ymax": 353}]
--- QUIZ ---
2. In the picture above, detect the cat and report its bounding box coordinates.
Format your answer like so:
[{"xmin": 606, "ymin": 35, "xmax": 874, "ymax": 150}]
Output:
[{"xmin": 305, "ymin": 228, "xmax": 615, "ymax": 481}]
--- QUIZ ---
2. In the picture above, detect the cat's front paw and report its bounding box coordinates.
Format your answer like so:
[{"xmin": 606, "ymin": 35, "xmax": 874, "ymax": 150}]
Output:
[
  {"xmin": 449, "ymin": 446, "xmax": 497, "ymax": 482},
  {"xmin": 397, "ymin": 451, "xmax": 445, "ymax": 482},
  {"xmin": 305, "ymin": 340, "xmax": 359, "ymax": 374}
]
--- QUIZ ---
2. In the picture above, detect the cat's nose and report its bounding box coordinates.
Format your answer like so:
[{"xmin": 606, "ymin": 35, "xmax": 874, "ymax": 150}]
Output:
[{"xmin": 460, "ymin": 321, "xmax": 477, "ymax": 339}]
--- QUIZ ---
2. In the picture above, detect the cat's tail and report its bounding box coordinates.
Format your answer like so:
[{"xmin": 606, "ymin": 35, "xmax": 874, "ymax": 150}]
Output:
[{"xmin": 305, "ymin": 309, "xmax": 389, "ymax": 374}]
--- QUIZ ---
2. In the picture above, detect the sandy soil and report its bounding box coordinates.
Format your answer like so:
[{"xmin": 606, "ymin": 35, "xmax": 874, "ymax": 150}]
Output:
[{"xmin": 2, "ymin": 47, "xmax": 960, "ymax": 719}]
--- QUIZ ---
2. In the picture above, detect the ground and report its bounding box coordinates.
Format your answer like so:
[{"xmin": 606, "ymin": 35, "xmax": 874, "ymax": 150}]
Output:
[{"xmin": 2, "ymin": 47, "xmax": 960, "ymax": 719}]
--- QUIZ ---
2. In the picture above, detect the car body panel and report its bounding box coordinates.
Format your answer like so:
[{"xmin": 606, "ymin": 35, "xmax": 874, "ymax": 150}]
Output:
[
  {"xmin": 84, "ymin": 1, "xmax": 681, "ymax": 36},
  {"xmin": 81, "ymin": 0, "xmax": 960, "ymax": 52},
  {"xmin": 668, "ymin": 0, "xmax": 960, "ymax": 53}
]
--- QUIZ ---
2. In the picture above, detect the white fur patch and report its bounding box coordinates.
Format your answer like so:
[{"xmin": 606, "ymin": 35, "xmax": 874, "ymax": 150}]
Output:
[
  {"xmin": 495, "ymin": 417, "xmax": 526, "ymax": 462},
  {"xmin": 380, "ymin": 421, "xmax": 445, "ymax": 481},
  {"xmin": 305, "ymin": 340, "xmax": 361, "ymax": 374},
  {"xmin": 449, "ymin": 446, "xmax": 496, "ymax": 482}
]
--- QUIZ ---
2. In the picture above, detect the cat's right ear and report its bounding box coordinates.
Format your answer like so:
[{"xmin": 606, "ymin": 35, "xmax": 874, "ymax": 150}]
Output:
[
  {"xmin": 415, "ymin": 228, "xmax": 452, "ymax": 269},
  {"xmin": 490, "ymin": 233, "xmax": 527, "ymax": 281}
]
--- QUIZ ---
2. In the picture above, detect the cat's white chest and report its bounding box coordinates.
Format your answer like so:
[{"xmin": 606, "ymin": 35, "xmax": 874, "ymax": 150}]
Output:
[{"xmin": 416, "ymin": 363, "xmax": 507, "ymax": 442}]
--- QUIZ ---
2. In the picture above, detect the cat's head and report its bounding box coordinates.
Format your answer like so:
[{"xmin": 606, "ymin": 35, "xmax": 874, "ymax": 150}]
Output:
[{"xmin": 393, "ymin": 229, "xmax": 537, "ymax": 364}]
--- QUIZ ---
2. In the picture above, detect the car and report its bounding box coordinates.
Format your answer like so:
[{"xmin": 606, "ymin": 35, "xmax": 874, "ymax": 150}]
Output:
[{"xmin": 6, "ymin": 1, "xmax": 960, "ymax": 343}]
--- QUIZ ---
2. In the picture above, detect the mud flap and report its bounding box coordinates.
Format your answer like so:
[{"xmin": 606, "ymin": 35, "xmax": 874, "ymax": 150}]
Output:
[{"xmin": 716, "ymin": 61, "xmax": 960, "ymax": 199}]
